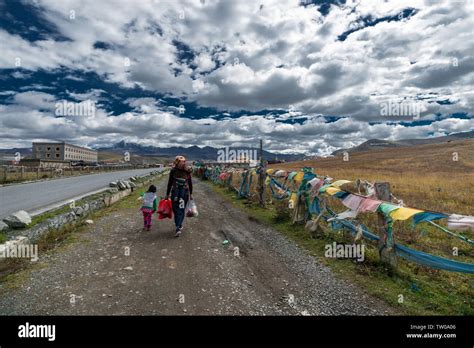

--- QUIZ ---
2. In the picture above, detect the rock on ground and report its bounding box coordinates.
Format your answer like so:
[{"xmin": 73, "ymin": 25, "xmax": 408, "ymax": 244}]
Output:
[
  {"xmin": 0, "ymin": 180, "xmax": 396, "ymax": 315},
  {"xmin": 3, "ymin": 210, "xmax": 32, "ymax": 229}
]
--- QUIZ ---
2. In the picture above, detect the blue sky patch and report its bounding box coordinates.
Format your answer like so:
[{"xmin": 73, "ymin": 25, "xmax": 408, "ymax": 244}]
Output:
[
  {"xmin": 338, "ymin": 8, "xmax": 418, "ymax": 41},
  {"xmin": 0, "ymin": 0, "xmax": 70, "ymax": 42}
]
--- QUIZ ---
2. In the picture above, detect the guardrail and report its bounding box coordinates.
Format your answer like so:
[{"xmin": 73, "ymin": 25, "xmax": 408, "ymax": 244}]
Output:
[{"xmin": 0, "ymin": 164, "xmax": 161, "ymax": 184}]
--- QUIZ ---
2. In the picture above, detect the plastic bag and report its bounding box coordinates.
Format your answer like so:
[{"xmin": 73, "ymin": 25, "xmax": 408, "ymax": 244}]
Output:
[
  {"xmin": 157, "ymin": 198, "xmax": 173, "ymax": 220},
  {"xmin": 185, "ymin": 199, "xmax": 198, "ymax": 217}
]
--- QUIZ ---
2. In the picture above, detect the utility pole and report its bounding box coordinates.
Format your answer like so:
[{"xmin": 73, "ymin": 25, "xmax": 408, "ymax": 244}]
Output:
[{"xmin": 258, "ymin": 139, "xmax": 265, "ymax": 207}]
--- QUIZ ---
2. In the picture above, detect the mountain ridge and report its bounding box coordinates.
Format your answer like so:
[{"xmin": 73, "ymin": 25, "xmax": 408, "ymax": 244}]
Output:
[
  {"xmin": 96, "ymin": 141, "xmax": 306, "ymax": 162},
  {"xmin": 1, "ymin": 131, "xmax": 472, "ymax": 161},
  {"xmin": 331, "ymin": 131, "xmax": 474, "ymax": 155}
]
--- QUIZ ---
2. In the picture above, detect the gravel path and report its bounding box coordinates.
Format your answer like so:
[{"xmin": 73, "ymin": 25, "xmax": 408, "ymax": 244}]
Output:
[{"xmin": 0, "ymin": 178, "xmax": 396, "ymax": 315}]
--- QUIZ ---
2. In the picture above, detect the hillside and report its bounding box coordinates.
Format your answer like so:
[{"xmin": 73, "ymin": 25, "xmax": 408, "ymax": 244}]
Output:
[
  {"xmin": 97, "ymin": 151, "xmax": 167, "ymax": 165},
  {"xmin": 271, "ymin": 138, "xmax": 474, "ymax": 216},
  {"xmin": 332, "ymin": 130, "xmax": 474, "ymax": 155}
]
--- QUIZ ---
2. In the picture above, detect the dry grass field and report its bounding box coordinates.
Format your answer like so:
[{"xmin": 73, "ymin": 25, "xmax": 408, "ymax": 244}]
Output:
[
  {"xmin": 272, "ymin": 139, "xmax": 474, "ymax": 216},
  {"xmin": 260, "ymin": 138, "xmax": 474, "ymax": 314},
  {"xmin": 268, "ymin": 139, "xmax": 474, "ymax": 258}
]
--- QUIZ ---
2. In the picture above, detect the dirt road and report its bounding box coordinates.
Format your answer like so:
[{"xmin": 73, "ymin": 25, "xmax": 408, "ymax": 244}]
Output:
[{"xmin": 0, "ymin": 178, "xmax": 396, "ymax": 315}]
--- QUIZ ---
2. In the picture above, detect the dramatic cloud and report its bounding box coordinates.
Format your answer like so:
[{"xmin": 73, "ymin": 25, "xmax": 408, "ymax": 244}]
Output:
[{"xmin": 0, "ymin": 0, "xmax": 472, "ymax": 154}]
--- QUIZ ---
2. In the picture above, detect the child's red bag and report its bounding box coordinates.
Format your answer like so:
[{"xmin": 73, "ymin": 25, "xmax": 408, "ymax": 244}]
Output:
[{"xmin": 157, "ymin": 198, "xmax": 173, "ymax": 220}]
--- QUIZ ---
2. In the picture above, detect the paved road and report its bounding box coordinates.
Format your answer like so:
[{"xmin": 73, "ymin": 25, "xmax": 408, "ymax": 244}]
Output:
[{"xmin": 0, "ymin": 168, "xmax": 165, "ymax": 219}]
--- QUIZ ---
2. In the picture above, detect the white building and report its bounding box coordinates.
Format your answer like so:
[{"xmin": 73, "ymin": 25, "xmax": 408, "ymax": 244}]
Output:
[{"xmin": 32, "ymin": 142, "xmax": 98, "ymax": 163}]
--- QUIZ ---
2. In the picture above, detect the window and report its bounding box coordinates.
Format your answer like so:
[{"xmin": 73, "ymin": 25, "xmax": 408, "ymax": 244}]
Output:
[
  {"xmin": 56, "ymin": 154, "xmax": 60, "ymax": 158},
  {"xmin": 37, "ymin": 146, "xmax": 42, "ymax": 151},
  {"xmin": 46, "ymin": 154, "xmax": 51, "ymax": 158},
  {"xmin": 47, "ymin": 147, "xmax": 51, "ymax": 151},
  {"xmin": 56, "ymin": 147, "xmax": 60, "ymax": 151}
]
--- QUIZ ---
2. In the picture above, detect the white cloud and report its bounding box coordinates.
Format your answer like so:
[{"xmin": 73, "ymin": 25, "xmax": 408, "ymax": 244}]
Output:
[
  {"xmin": 2, "ymin": 0, "xmax": 473, "ymax": 115},
  {"xmin": 1, "ymin": 96, "xmax": 473, "ymax": 155},
  {"xmin": 194, "ymin": 53, "xmax": 216, "ymax": 72},
  {"xmin": 12, "ymin": 91, "xmax": 56, "ymax": 110},
  {"xmin": 0, "ymin": 0, "xmax": 473, "ymax": 152}
]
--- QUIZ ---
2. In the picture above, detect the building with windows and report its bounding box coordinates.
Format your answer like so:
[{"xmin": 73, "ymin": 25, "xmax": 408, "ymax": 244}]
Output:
[{"xmin": 32, "ymin": 142, "xmax": 98, "ymax": 163}]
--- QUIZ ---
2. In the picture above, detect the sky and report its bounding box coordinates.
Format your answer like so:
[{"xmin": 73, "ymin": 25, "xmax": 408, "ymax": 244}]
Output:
[{"xmin": 0, "ymin": 0, "xmax": 473, "ymax": 155}]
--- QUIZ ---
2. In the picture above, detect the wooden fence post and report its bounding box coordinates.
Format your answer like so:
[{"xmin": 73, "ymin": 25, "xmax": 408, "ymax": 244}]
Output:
[
  {"xmin": 258, "ymin": 139, "xmax": 265, "ymax": 207},
  {"xmin": 375, "ymin": 182, "xmax": 397, "ymax": 268},
  {"xmin": 2, "ymin": 166, "xmax": 7, "ymax": 183}
]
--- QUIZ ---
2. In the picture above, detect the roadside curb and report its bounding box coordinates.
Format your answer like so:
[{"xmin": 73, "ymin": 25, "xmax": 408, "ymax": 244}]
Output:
[
  {"xmin": 0, "ymin": 167, "xmax": 165, "ymax": 187},
  {"xmin": 0, "ymin": 170, "xmax": 168, "ymax": 253}
]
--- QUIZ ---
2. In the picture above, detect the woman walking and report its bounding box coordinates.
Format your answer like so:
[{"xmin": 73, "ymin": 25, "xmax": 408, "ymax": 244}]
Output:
[{"xmin": 165, "ymin": 156, "xmax": 193, "ymax": 237}]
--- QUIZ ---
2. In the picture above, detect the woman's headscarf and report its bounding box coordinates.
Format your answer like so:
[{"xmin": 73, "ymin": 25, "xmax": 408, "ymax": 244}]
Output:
[{"xmin": 173, "ymin": 155, "xmax": 190, "ymax": 171}]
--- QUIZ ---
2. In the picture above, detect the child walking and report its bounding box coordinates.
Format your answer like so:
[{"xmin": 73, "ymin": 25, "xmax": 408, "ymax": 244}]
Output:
[{"xmin": 140, "ymin": 185, "xmax": 157, "ymax": 231}]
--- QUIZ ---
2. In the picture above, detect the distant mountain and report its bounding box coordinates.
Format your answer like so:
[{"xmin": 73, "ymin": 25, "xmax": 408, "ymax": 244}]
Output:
[
  {"xmin": 97, "ymin": 141, "xmax": 307, "ymax": 162},
  {"xmin": 0, "ymin": 141, "xmax": 306, "ymax": 162},
  {"xmin": 332, "ymin": 131, "xmax": 474, "ymax": 155},
  {"xmin": 4, "ymin": 131, "xmax": 471, "ymax": 161},
  {"xmin": 0, "ymin": 147, "xmax": 32, "ymax": 156}
]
